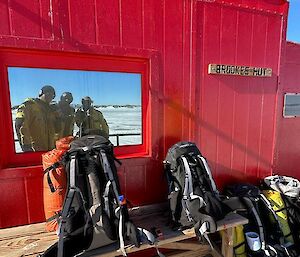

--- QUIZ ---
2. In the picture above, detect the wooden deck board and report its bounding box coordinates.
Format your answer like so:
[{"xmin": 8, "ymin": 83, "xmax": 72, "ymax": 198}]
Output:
[
  {"xmin": 0, "ymin": 223, "xmax": 56, "ymax": 257},
  {"xmin": 0, "ymin": 209, "xmax": 247, "ymax": 257}
]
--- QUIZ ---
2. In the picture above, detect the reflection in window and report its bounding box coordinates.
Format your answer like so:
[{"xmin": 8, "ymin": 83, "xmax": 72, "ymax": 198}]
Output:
[
  {"xmin": 283, "ymin": 93, "xmax": 300, "ymax": 117},
  {"xmin": 8, "ymin": 67, "xmax": 142, "ymax": 153}
]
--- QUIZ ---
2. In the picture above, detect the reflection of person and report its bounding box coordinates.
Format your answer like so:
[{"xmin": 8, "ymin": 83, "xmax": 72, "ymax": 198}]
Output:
[
  {"xmin": 75, "ymin": 96, "xmax": 109, "ymax": 138},
  {"xmin": 55, "ymin": 92, "xmax": 75, "ymax": 138},
  {"xmin": 15, "ymin": 85, "xmax": 58, "ymax": 152}
]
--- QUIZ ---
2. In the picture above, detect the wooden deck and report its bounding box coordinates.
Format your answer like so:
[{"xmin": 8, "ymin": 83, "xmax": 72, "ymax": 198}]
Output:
[{"xmin": 0, "ymin": 205, "xmax": 248, "ymax": 257}]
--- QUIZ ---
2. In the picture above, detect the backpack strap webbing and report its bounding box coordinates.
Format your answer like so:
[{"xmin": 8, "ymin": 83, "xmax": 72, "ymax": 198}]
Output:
[
  {"xmin": 44, "ymin": 161, "xmax": 62, "ymax": 193},
  {"xmin": 46, "ymin": 172, "xmax": 56, "ymax": 193},
  {"xmin": 100, "ymin": 149, "xmax": 162, "ymax": 256},
  {"xmin": 46, "ymin": 212, "xmax": 60, "ymax": 223},
  {"xmin": 181, "ymin": 156, "xmax": 206, "ymax": 220},
  {"xmin": 57, "ymin": 155, "xmax": 77, "ymax": 257},
  {"xmin": 100, "ymin": 150, "xmax": 120, "ymax": 201},
  {"xmin": 241, "ymin": 196, "xmax": 280, "ymax": 256},
  {"xmin": 57, "ymin": 155, "xmax": 88, "ymax": 257},
  {"xmin": 138, "ymin": 228, "xmax": 165, "ymax": 257},
  {"xmin": 99, "ymin": 150, "xmax": 126, "ymax": 256},
  {"xmin": 197, "ymin": 155, "xmax": 219, "ymax": 197},
  {"xmin": 44, "ymin": 161, "xmax": 61, "ymax": 174},
  {"xmin": 181, "ymin": 156, "xmax": 218, "ymax": 253},
  {"xmin": 163, "ymin": 161, "xmax": 174, "ymax": 194},
  {"xmin": 242, "ymin": 197, "xmax": 266, "ymax": 247}
]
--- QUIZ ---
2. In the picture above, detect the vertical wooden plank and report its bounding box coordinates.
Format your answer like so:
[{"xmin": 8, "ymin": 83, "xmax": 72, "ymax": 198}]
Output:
[
  {"xmin": 0, "ymin": 178, "xmax": 28, "ymax": 228},
  {"xmin": 56, "ymin": 0, "xmax": 71, "ymax": 41},
  {"xmin": 69, "ymin": 0, "xmax": 96, "ymax": 44},
  {"xmin": 217, "ymin": 6, "xmax": 237, "ymax": 185},
  {"xmin": 96, "ymin": 0, "xmax": 120, "ymax": 46},
  {"xmin": 164, "ymin": 0, "xmax": 184, "ymax": 148},
  {"xmin": 232, "ymin": 10, "xmax": 252, "ymax": 181},
  {"xmin": 200, "ymin": 3, "xmax": 221, "ymax": 179},
  {"xmin": 0, "ymin": 0, "xmax": 10, "ymax": 35},
  {"xmin": 117, "ymin": 164, "xmax": 126, "ymax": 198},
  {"xmin": 124, "ymin": 165, "xmax": 146, "ymax": 205},
  {"xmin": 182, "ymin": 0, "xmax": 192, "ymax": 140},
  {"xmin": 145, "ymin": 162, "xmax": 167, "ymax": 204},
  {"xmin": 190, "ymin": 0, "xmax": 199, "ymax": 142},
  {"xmin": 274, "ymin": 41, "xmax": 300, "ymax": 179},
  {"xmin": 39, "ymin": 0, "xmax": 54, "ymax": 39},
  {"xmin": 143, "ymin": 0, "xmax": 163, "ymax": 50},
  {"xmin": 259, "ymin": 15, "xmax": 282, "ymax": 178},
  {"xmin": 245, "ymin": 13, "xmax": 267, "ymax": 179},
  {"xmin": 25, "ymin": 176, "xmax": 44, "ymax": 224},
  {"xmin": 9, "ymin": 0, "xmax": 43, "ymax": 38},
  {"xmin": 120, "ymin": 0, "xmax": 143, "ymax": 48},
  {"xmin": 143, "ymin": 0, "xmax": 164, "ymax": 160}
]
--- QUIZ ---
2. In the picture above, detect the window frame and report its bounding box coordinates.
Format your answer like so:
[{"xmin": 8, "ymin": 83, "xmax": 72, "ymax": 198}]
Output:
[
  {"xmin": 0, "ymin": 49, "xmax": 150, "ymax": 168},
  {"xmin": 283, "ymin": 92, "xmax": 300, "ymax": 118}
]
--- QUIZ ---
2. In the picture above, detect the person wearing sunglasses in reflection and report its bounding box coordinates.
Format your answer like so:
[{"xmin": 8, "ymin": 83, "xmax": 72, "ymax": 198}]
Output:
[
  {"xmin": 15, "ymin": 85, "xmax": 59, "ymax": 152},
  {"xmin": 75, "ymin": 96, "xmax": 109, "ymax": 138},
  {"xmin": 55, "ymin": 92, "xmax": 75, "ymax": 138}
]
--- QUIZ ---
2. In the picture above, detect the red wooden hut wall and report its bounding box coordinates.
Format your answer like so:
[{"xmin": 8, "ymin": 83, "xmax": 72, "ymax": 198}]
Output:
[
  {"xmin": 0, "ymin": 0, "xmax": 288, "ymax": 228},
  {"xmin": 274, "ymin": 41, "xmax": 300, "ymax": 179}
]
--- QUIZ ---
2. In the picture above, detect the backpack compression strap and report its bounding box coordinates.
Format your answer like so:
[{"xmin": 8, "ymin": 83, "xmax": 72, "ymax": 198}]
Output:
[{"xmin": 44, "ymin": 162, "xmax": 61, "ymax": 193}]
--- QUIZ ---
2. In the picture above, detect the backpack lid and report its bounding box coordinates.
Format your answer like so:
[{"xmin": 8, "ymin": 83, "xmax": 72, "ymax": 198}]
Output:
[
  {"xmin": 69, "ymin": 135, "xmax": 110, "ymax": 152},
  {"xmin": 264, "ymin": 175, "xmax": 300, "ymax": 198},
  {"xmin": 165, "ymin": 141, "xmax": 201, "ymax": 170}
]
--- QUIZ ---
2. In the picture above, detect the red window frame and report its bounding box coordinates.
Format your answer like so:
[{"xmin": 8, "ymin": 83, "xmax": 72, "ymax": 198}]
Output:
[{"xmin": 0, "ymin": 49, "xmax": 150, "ymax": 168}]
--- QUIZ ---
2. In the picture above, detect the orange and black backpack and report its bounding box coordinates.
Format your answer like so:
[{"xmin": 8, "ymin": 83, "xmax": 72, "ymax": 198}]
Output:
[{"xmin": 41, "ymin": 135, "xmax": 142, "ymax": 257}]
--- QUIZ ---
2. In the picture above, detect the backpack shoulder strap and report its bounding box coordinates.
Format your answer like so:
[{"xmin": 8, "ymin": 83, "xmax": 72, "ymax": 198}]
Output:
[
  {"xmin": 197, "ymin": 155, "xmax": 219, "ymax": 197},
  {"xmin": 99, "ymin": 149, "xmax": 128, "ymax": 255},
  {"xmin": 57, "ymin": 154, "xmax": 90, "ymax": 257},
  {"xmin": 181, "ymin": 156, "xmax": 206, "ymax": 223},
  {"xmin": 181, "ymin": 156, "xmax": 206, "ymax": 205},
  {"xmin": 57, "ymin": 155, "xmax": 77, "ymax": 257},
  {"xmin": 100, "ymin": 149, "xmax": 121, "ymax": 203}
]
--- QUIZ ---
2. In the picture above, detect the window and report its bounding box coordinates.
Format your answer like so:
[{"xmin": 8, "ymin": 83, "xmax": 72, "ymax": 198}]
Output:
[
  {"xmin": 8, "ymin": 68, "xmax": 142, "ymax": 153},
  {"xmin": 0, "ymin": 50, "xmax": 150, "ymax": 167},
  {"xmin": 283, "ymin": 93, "xmax": 300, "ymax": 117}
]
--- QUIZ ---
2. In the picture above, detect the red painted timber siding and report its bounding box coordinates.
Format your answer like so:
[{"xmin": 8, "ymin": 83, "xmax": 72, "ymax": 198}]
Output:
[
  {"xmin": 274, "ymin": 42, "xmax": 300, "ymax": 179},
  {"xmin": 0, "ymin": 0, "xmax": 288, "ymax": 228}
]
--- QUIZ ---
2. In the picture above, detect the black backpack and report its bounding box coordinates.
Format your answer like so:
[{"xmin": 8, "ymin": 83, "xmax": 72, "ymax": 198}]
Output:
[
  {"xmin": 41, "ymin": 135, "xmax": 140, "ymax": 257},
  {"xmin": 163, "ymin": 141, "xmax": 227, "ymax": 241}
]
